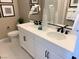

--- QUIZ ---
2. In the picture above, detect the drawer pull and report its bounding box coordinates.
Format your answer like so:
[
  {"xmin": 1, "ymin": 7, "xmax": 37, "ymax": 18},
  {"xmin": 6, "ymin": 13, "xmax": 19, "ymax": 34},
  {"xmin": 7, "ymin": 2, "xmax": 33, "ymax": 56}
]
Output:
[
  {"xmin": 47, "ymin": 51, "xmax": 49, "ymax": 59},
  {"xmin": 45, "ymin": 50, "xmax": 47, "ymax": 57},
  {"xmin": 23, "ymin": 36, "xmax": 26, "ymax": 41},
  {"xmin": 45, "ymin": 50, "xmax": 49, "ymax": 59}
]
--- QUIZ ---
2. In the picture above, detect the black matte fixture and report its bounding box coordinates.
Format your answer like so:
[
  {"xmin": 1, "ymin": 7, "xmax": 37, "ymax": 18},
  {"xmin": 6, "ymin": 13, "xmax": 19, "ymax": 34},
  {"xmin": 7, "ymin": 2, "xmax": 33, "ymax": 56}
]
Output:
[
  {"xmin": 56, "ymin": 25, "xmax": 70, "ymax": 34},
  {"xmin": 57, "ymin": 28, "xmax": 61, "ymax": 32},
  {"xmin": 72, "ymin": 56, "xmax": 76, "ymax": 59},
  {"xmin": 61, "ymin": 27, "xmax": 64, "ymax": 33},
  {"xmin": 65, "ymin": 30, "xmax": 69, "ymax": 34},
  {"xmin": 34, "ymin": 21, "xmax": 38, "ymax": 25},
  {"xmin": 34, "ymin": 20, "xmax": 42, "ymax": 25}
]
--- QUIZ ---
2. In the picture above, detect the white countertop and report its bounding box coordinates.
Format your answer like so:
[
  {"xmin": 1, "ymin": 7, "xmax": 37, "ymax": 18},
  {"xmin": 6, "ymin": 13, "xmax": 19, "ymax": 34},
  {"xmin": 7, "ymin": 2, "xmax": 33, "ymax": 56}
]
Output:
[{"xmin": 17, "ymin": 23, "xmax": 77, "ymax": 52}]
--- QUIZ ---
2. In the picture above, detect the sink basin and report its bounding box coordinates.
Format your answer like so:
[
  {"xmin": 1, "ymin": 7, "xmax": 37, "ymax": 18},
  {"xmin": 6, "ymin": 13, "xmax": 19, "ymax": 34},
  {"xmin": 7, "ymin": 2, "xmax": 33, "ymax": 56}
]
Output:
[{"xmin": 47, "ymin": 32, "xmax": 66, "ymax": 40}]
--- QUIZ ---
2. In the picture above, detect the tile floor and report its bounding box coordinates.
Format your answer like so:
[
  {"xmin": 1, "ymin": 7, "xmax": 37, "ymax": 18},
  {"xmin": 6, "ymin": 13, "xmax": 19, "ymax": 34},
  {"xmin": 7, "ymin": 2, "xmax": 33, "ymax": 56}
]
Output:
[{"xmin": 0, "ymin": 39, "xmax": 32, "ymax": 59}]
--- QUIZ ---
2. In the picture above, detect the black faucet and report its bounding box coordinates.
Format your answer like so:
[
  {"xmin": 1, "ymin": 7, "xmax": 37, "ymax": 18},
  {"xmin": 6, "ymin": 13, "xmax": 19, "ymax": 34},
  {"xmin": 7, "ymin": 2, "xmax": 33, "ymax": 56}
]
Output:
[
  {"xmin": 57, "ymin": 25, "xmax": 69, "ymax": 34},
  {"xmin": 57, "ymin": 27, "xmax": 64, "ymax": 33},
  {"xmin": 48, "ymin": 23, "xmax": 70, "ymax": 34}
]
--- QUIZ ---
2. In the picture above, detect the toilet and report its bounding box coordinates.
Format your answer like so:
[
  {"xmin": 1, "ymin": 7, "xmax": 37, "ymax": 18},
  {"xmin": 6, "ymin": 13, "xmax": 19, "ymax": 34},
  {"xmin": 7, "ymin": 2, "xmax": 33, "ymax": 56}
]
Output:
[{"xmin": 8, "ymin": 30, "xmax": 19, "ymax": 45}]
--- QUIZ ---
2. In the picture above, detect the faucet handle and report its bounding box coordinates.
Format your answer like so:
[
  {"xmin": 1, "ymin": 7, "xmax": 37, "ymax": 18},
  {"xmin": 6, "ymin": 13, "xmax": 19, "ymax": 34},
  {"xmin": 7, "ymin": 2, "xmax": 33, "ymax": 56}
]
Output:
[
  {"xmin": 57, "ymin": 28, "xmax": 61, "ymax": 32},
  {"xmin": 57, "ymin": 27, "xmax": 64, "ymax": 33},
  {"xmin": 65, "ymin": 28, "xmax": 70, "ymax": 34},
  {"xmin": 65, "ymin": 30, "xmax": 69, "ymax": 34}
]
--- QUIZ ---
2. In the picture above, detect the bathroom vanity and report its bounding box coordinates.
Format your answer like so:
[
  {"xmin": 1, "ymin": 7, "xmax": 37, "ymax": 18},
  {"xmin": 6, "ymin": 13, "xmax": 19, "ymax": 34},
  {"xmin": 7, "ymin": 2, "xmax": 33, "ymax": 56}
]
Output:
[{"xmin": 17, "ymin": 23, "xmax": 76, "ymax": 59}]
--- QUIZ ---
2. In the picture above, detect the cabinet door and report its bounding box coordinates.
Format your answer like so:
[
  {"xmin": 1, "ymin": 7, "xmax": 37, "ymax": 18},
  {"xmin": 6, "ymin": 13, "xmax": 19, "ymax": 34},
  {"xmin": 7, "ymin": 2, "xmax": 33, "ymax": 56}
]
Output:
[
  {"xmin": 18, "ymin": 27, "xmax": 27, "ymax": 48},
  {"xmin": 35, "ymin": 35, "xmax": 67, "ymax": 59},
  {"xmin": 18, "ymin": 27, "xmax": 35, "ymax": 57},
  {"xmin": 47, "ymin": 42, "xmax": 67, "ymax": 59},
  {"xmin": 35, "ymin": 43, "xmax": 47, "ymax": 59},
  {"xmin": 47, "ymin": 49, "xmax": 64, "ymax": 59},
  {"xmin": 24, "ymin": 31, "xmax": 35, "ymax": 57},
  {"xmin": 35, "ymin": 36, "xmax": 47, "ymax": 59}
]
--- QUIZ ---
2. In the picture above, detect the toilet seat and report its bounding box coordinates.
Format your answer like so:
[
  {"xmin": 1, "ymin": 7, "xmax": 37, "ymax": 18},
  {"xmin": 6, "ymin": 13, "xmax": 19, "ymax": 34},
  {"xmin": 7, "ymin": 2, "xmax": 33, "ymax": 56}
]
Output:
[{"xmin": 8, "ymin": 30, "xmax": 19, "ymax": 37}]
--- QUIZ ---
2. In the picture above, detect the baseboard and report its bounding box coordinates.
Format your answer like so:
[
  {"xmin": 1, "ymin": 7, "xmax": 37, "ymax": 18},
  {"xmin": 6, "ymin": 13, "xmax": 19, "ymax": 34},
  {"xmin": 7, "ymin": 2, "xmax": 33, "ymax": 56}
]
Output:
[{"xmin": 0, "ymin": 37, "xmax": 9, "ymax": 42}]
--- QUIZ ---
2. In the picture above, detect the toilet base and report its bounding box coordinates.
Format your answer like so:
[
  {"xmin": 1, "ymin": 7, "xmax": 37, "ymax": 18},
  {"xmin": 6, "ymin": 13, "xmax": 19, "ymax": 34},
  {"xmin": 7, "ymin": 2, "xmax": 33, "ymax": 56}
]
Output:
[
  {"xmin": 9, "ymin": 36, "xmax": 20, "ymax": 46},
  {"xmin": 0, "ymin": 38, "xmax": 10, "ymax": 43}
]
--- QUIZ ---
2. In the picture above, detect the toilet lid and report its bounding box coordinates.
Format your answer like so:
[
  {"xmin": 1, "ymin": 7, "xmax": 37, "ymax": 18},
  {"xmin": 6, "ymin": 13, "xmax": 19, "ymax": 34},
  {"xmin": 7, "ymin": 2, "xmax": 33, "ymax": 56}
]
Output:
[{"xmin": 8, "ymin": 30, "xmax": 19, "ymax": 37}]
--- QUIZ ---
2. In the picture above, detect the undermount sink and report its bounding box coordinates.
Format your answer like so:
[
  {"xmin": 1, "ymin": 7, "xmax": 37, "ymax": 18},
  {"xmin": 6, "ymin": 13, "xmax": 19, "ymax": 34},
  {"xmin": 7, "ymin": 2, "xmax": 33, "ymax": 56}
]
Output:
[{"xmin": 47, "ymin": 32, "xmax": 66, "ymax": 40}]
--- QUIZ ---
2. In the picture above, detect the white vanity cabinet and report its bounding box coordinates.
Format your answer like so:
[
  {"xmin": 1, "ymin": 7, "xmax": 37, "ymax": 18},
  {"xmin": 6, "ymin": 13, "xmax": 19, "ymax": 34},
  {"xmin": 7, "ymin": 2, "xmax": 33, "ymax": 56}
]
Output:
[
  {"xmin": 35, "ymin": 35, "xmax": 67, "ymax": 59},
  {"xmin": 18, "ymin": 27, "xmax": 68, "ymax": 59},
  {"xmin": 18, "ymin": 27, "xmax": 35, "ymax": 57},
  {"xmin": 17, "ymin": 23, "xmax": 76, "ymax": 59},
  {"xmin": 17, "ymin": 23, "xmax": 75, "ymax": 59}
]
